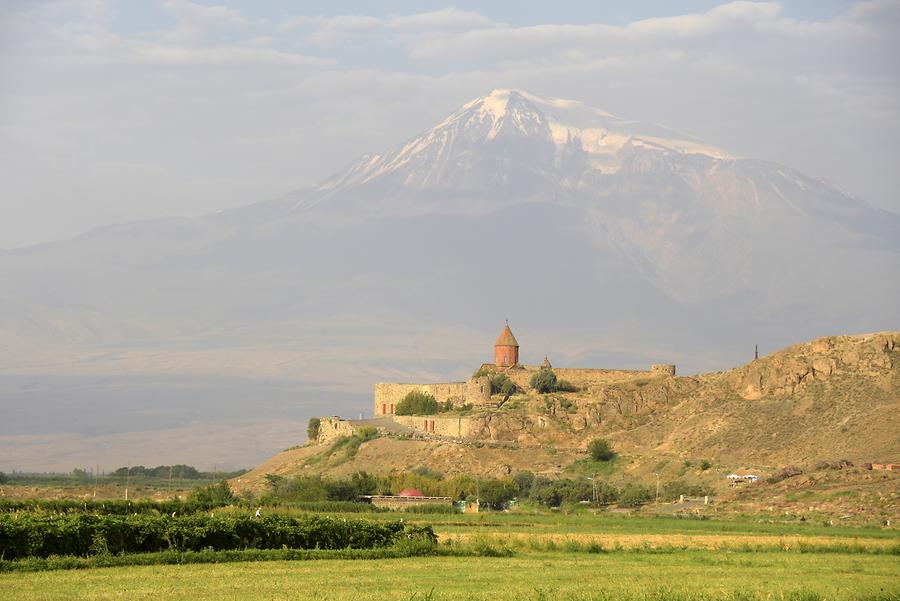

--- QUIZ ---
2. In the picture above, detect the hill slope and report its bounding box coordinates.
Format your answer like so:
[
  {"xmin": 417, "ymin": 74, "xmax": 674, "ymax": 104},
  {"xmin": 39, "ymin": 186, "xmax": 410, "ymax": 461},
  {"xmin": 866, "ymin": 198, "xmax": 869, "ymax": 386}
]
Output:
[{"xmin": 233, "ymin": 332, "xmax": 900, "ymax": 494}]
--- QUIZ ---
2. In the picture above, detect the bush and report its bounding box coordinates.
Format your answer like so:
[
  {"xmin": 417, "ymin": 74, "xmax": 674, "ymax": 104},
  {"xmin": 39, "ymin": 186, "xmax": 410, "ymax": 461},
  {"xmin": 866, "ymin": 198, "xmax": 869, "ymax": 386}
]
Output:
[
  {"xmin": 555, "ymin": 379, "xmax": 578, "ymax": 393},
  {"xmin": 478, "ymin": 479, "xmax": 518, "ymax": 510},
  {"xmin": 530, "ymin": 368, "xmax": 558, "ymax": 393},
  {"xmin": 0, "ymin": 472, "xmax": 6, "ymax": 484},
  {"xmin": 0, "ymin": 513, "xmax": 424, "ymax": 560},
  {"xmin": 618, "ymin": 484, "xmax": 654, "ymax": 507},
  {"xmin": 660, "ymin": 480, "xmax": 710, "ymax": 502},
  {"xmin": 528, "ymin": 478, "xmax": 595, "ymax": 507},
  {"xmin": 188, "ymin": 481, "xmax": 235, "ymax": 505},
  {"xmin": 395, "ymin": 391, "xmax": 439, "ymax": 415},
  {"xmin": 530, "ymin": 369, "xmax": 578, "ymax": 393},
  {"xmin": 587, "ymin": 438, "xmax": 615, "ymax": 462},
  {"xmin": 490, "ymin": 373, "xmax": 518, "ymax": 397},
  {"xmin": 356, "ymin": 425, "xmax": 379, "ymax": 442},
  {"xmin": 307, "ymin": 418, "xmax": 321, "ymax": 442},
  {"xmin": 699, "ymin": 459, "xmax": 712, "ymax": 471},
  {"xmin": 512, "ymin": 471, "xmax": 535, "ymax": 496}
]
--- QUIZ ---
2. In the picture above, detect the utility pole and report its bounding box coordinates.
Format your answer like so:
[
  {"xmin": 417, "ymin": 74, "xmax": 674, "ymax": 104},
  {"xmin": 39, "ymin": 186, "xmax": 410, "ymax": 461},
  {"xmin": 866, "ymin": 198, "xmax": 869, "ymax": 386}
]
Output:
[
  {"xmin": 125, "ymin": 463, "xmax": 130, "ymax": 502},
  {"xmin": 653, "ymin": 473, "xmax": 660, "ymax": 504},
  {"xmin": 754, "ymin": 344, "xmax": 759, "ymax": 360}
]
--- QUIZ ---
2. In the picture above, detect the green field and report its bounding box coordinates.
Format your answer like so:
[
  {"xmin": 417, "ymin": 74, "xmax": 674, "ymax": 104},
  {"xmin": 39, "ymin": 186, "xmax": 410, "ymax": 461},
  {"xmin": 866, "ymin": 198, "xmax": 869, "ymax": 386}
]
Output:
[
  {"xmin": 2, "ymin": 551, "xmax": 898, "ymax": 601},
  {"xmin": 1, "ymin": 507, "xmax": 898, "ymax": 600}
]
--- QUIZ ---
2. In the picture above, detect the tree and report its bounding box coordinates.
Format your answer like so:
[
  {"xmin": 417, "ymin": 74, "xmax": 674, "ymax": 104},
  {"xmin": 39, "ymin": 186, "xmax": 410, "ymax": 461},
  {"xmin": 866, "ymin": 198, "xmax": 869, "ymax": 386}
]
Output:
[
  {"xmin": 395, "ymin": 391, "xmax": 439, "ymax": 415},
  {"xmin": 490, "ymin": 373, "xmax": 517, "ymax": 397},
  {"xmin": 478, "ymin": 479, "xmax": 518, "ymax": 510},
  {"xmin": 513, "ymin": 470, "xmax": 535, "ymax": 496},
  {"xmin": 618, "ymin": 483, "xmax": 654, "ymax": 507},
  {"xmin": 189, "ymin": 481, "xmax": 235, "ymax": 505},
  {"xmin": 0, "ymin": 471, "xmax": 7, "ymax": 484},
  {"xmin": 307, "ymin": 417, "xmax": 321, "ymax": 442},
  {"xmin": 530, "ymin": 368, "xmax": 558, "ymax": 393},
  {"xmin": 264, "ymin": 473, "xmax": 285, "ymax": 489},
  {"xmin": 587, "ymin": 438, "xmax": 615, "ymax": 462}
]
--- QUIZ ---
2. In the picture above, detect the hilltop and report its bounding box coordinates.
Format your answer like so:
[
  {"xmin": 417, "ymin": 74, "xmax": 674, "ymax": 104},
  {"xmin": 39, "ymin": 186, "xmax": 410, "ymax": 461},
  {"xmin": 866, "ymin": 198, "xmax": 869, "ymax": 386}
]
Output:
[{"xmin": 232, "ymin": 331, "xmax": 899, "ymax": 509}]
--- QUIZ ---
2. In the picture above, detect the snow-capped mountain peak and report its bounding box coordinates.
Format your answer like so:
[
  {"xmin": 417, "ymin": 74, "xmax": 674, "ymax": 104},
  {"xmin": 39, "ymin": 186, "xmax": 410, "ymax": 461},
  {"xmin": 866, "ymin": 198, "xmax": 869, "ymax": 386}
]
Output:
[{"xmin": 312, "ymin": 89, "xmax": 732, "ymax": 202}]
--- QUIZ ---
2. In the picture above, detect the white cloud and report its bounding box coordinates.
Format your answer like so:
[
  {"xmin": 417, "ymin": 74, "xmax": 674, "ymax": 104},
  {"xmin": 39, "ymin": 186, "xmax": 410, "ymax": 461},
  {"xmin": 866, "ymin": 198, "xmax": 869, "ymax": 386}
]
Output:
[{"xmin": 0, "ymin": 1, "xmax": 897, "ymax": 248}]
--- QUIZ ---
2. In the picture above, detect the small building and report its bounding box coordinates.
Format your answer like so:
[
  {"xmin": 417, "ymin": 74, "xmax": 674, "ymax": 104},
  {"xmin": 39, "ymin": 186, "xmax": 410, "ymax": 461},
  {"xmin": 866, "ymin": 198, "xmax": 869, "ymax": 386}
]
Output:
[
  {"xmin": 363, "ymin": 488, "xmax": 453, "ymax": 510},
  {"xmin": 726, "ymin": 473, "xmax": 758, "ymax": 486}
]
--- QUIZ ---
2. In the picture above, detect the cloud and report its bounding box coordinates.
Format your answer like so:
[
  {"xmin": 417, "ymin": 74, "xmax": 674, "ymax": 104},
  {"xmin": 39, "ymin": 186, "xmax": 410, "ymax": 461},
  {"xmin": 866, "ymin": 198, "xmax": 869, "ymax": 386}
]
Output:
[{"xmin": 0, "ymin": 1, "xmax": 897, "ymax": 249}]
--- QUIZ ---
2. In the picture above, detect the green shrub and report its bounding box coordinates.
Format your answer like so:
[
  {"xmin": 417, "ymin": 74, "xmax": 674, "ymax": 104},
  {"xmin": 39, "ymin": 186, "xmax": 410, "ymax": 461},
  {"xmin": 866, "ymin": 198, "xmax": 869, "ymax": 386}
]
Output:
[
  {"xmin": 513, "ymin": 471, "xmax": 535, "ymax": 495},
  {"xmin": 618, "ymin": 484, "xmax": 654, "ymax": 507},
  {"xmin": 0, "ymin": 513, "xmax": 422, "ymax": 560},
  {"xmin": 490, "ymin": 373, "xmax": 518, "ymax": 397},
  {"xmin": 478, "ymin": 479, "xmax": 518, "ymax": 510},
  {"xmin": 395, "ymin": 391, "xmax": 439, "ymax": 415},
  {"xmin": 699, "ymin": 459, "xmax": 712, "ymax": 471},
  {"xmin": 587, "ymin": 438, "xmax": 615, "ymax": 462},
  {"xmin": 530, "ymin": 368, "xmax": 558, "ymax": 393},
  {"xmin": 472, "ymin": 367, "xmax": 494, "ymax": 378},
  {"xmin": 530, "ymin": 369, "xmax": 578, "ymax": 393},
  {"xmin": 307, "ymin": 417, "xmax": 321, "ymax": 442},
  {"xmin": 356, "ymin": 425, "xmax": 379, "ymax": 442},
  {"xmin": 555, "ymin": 379, "xmax": 578, "ymax": 392},
  {"xmin": 660, "ymin": 480, "xmax": 711, "ymax": 502},
  {"xmin": 188, "ymin": 481, "xmax": 235, "ymax": 505}
]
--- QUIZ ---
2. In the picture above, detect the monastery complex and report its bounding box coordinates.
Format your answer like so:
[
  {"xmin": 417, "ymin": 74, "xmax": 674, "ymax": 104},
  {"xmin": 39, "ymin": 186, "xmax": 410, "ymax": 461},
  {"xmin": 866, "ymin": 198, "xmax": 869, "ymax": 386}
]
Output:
[{"xmin": 316, "ymin": 324, "xmax": 676, "ymax": 445}]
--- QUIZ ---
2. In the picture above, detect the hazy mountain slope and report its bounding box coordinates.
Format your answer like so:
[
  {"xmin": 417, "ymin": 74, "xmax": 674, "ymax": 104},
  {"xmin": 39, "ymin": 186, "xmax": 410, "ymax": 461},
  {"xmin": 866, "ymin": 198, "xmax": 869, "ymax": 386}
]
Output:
[{"xmin": 1, "ymin": 90, "xmax": 898, "ymax": 471}]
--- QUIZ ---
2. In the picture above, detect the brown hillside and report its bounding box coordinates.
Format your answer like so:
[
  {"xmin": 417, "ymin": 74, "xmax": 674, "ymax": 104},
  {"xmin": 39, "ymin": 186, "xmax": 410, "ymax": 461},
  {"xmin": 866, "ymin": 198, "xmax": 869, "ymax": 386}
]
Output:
[{"xmin": 233, "ymin": 332, "xmax": 899, "ymax": 494}]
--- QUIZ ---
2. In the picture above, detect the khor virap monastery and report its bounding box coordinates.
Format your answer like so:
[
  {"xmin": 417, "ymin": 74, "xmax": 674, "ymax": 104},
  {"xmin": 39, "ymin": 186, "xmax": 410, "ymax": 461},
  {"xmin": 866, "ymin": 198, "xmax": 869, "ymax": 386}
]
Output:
[{"xmin": 315, "ymin": 324, "xmax": 676, "ymax": 444}]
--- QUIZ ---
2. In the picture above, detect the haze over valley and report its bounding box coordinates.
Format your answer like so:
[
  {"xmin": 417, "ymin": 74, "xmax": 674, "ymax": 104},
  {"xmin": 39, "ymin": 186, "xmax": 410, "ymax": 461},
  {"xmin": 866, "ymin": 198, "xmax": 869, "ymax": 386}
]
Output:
[{"xmin": 1, "ymin": 1, "xmax": 898, "ymax": 472}]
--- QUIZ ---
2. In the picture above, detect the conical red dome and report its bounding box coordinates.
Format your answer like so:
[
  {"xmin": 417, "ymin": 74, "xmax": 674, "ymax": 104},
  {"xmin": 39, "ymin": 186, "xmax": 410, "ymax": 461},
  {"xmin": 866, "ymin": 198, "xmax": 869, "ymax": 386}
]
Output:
[{"xmin": 494, "ymin": 324, "xmax": 519, "ymax": 347}]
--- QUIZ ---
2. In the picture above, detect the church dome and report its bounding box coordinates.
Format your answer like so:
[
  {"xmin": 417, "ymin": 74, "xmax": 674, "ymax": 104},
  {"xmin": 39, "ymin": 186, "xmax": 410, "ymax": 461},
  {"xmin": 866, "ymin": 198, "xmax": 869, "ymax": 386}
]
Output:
[{"xmin": 494, "ymin": 324, "xmax": 519, "ymax": 347}]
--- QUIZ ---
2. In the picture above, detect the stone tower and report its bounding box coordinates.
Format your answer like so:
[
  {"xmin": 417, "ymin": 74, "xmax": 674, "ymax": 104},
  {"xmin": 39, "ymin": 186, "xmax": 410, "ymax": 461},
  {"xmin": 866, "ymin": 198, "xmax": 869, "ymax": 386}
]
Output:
[{"xmin": 494, "ymin": 323, "xmax": 520, "ymax": 368}]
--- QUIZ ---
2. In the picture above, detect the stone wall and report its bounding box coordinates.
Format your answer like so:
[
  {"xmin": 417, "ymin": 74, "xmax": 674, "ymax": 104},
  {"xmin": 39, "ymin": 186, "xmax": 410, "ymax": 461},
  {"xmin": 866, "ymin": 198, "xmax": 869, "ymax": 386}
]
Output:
[
  {"xmin": 367, "ymin": 496, "xmax": 453, "ymax": 510},
  {"xmin": 374, "ymin": 378, "xmax": 491, "ymax": 416},
  {"xmin": 467, "ymin": 376, "xmax": 492, "ymax": 405},
  {"xmin": 391, "ymin": 414, "xmax": 479, "ymax": 438},
  {"xmin": 316, "ymin": 416, "xmax": 357, "ymax": 445},
  {"xmin": 651, "ymin": 364, "xmax": 677, "ymax": 376},
  {"xmin": 502, "ymin": 365, "xmax": 659, "ymax": 393}
]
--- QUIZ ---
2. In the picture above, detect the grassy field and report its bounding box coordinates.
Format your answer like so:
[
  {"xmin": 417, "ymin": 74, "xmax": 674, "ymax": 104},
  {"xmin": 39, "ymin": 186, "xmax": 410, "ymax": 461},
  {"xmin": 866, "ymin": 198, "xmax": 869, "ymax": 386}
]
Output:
[
  {"xmin": 1, "ymin": 506, "xmax": 897, "ymax": 600},
  {"xmin": 2, "ymin": 550, "xmax": 898, "ymax": 601}
]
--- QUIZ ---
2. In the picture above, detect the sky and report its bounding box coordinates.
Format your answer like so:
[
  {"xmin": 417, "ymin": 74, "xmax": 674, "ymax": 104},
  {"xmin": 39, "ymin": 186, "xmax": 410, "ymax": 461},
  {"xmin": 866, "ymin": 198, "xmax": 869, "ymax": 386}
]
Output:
[{"xmin": 1, "ymin": 0, "xmax": 898, "ymax": 249}]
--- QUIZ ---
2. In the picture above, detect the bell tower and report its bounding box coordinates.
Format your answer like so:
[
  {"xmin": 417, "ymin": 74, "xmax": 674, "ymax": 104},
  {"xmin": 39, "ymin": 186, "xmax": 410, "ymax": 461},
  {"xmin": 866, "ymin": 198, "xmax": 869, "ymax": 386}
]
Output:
[{"xmin": 493, "ymin": 322, "xmax": 520, "ymax": 368}]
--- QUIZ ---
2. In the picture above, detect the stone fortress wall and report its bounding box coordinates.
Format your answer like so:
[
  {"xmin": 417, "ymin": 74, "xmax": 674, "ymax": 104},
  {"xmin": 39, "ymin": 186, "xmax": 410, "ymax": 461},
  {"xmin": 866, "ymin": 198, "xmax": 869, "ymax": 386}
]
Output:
[
  {"xmin": 391, "ymin": 414, "xmax": 479, "ymax": 439},
  {"xmin": 374, "ymin": 377, "xmax": 491, "ymax": 416},
  {"xmin": 317, "ymin": 416, "xmax": 358, "ymax": 445}
]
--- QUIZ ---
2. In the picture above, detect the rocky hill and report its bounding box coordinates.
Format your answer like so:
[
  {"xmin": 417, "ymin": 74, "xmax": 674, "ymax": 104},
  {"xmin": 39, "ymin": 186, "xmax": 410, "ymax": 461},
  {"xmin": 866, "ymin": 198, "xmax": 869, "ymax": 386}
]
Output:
[{"xmin": 233, "ymin": 332, "xmax": 899, "ymax": 494}]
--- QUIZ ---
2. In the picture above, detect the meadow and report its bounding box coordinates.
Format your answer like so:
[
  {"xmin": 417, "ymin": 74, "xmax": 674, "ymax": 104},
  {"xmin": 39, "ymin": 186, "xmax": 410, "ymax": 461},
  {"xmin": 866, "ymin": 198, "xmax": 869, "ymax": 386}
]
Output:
[{"xmin": 1, "ymin": 508, "xmax": 897, "ymax": 600}]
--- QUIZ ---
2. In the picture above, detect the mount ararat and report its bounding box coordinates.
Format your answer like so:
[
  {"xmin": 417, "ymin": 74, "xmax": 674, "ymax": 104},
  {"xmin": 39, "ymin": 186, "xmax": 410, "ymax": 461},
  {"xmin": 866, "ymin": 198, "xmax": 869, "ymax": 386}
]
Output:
[{"xmin": 1, "ymin": 89, "xmax": 897, "ymax": 470}]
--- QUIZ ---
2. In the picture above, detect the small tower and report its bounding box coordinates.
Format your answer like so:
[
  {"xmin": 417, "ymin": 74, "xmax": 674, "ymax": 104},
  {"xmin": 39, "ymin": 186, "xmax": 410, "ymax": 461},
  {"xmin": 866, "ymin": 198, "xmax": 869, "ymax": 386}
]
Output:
[
  {"xmin": 541, "ymin": 355, "xmax": 552, "ymax": 369},
  {"xmin": 494, "ymin": 323, "xmax": 520, "ymax": 368}
]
